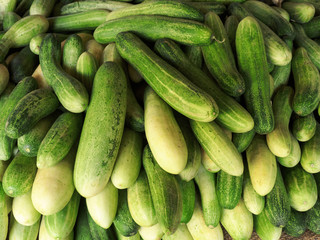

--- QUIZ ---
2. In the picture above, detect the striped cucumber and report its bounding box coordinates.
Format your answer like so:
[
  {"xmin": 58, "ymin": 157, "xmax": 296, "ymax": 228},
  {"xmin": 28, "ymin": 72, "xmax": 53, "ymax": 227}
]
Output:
[
  {"xmin": 232, "ymin": 129, "xmax": 255, "ymax": 153},
  {"xmin": 284, "ymin": 209, "xmax": 307, "ymax": 237},
  {"xmin": 292, "ymin": 113, "xmax": 317, "ymax": 142},
  {"xmin": 75, "ymin": 199, "xmax": 92, "ymax": 240},
  {"xmin": 8, "ymin": 217, "xmax": 40, "ymax": 240},
  {"xmin": 0, "ymin": 0, "xmax": 17, "ymax": 12},
  {"xmin": 178, "ymin": 178, "xmax": 195, "ymax": 224},
  {"xmin": 303, "ymin": 16, "xmax": 320, "ymax": 38},
  {"xmin": 277, "ymin": 133, "xmax": 301, "ymax": 168},
  {"xmin": 0, "ymin": 182, "xmax": 8, "ymax": 240},
  {"xmin": 201, "ymin": 148, "xmax": 220, "ymax": 173},
  {"xmin": 61, "ymin": 1, "xmax": 131, "ymax": 14},
  {"xmin": 301, "ymin": 120, "xmax": 319, "ymax": 172},
  {"xmin": 282, "ymin": 2, "xmax": 315, "ymax": 23},
  {"xmin": 39, "ymin": 217, "xmax": 74, "ymax": 240},
  {"xmin": 254, "ymin": 209, "xmax": 282, "ymax": 240},
  {"xmin": 76, "ymin": 51, "xmax": 97, "ymax": 93},
  {"xmin": 30, "ymin": 0, "xmax": 56, "ymax": 17},
  {"xmin": 3, "ymin": 12, "xmax": 21, "ymax": 32},
  {"xmin": 285, "ymin": 0, "xmax": 320, "ymax": 14}
]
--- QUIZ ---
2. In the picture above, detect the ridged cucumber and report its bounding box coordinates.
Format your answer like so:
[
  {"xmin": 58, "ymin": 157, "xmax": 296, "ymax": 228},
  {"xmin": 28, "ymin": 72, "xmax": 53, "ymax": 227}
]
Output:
[
  {"xmin": 284, "ymin": 209, "xmax": 307, "ymax": 237},
  {"xmin": 283, "ymin": 2, "xmax": 315, "ymax": 23},
  {"xmin": 9, "ymin": 216, "xmax": 40, "ymax": 240},
  {"xmin": 306, "ymin": 200, "xmax": 320, "ymax": 234},
  {"xmin": 303, "ymin": 16, "xmax": 320, "ymax": 38},
  {"xmin": 254, "ymin": 209, "xmax": 282, "ymax": 240},
  {"xmin": 232, "ymin": 129, "xmax": 255, "ymax": 153},
  {"xmin": 39, "ymin": 217, "xmax": 74, "ymax": 240},
  {"xmin": 292, "ymin": 113, "xmax": 317, "ymax": 142},
  {"xmin": 277, "ymin": 133, "xmax": 301, "ymax": 168},
  {"xmin": 76, "ymin": 51, "xmax": 97, "ymax": 93},
  {"xmin": 178, "ymin": 178, "xmax": 195, "ymax": 224}
]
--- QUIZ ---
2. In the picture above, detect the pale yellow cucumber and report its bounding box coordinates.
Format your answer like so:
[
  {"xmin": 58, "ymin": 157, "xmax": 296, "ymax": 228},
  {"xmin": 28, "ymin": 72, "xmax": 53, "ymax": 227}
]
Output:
[
  {"xmin": 138, "ymin": 223, "xmax": 164, "ymax": 240},
  {"xmin": 162, "ymin": 224, "xmax": 193, "ymax": 240}
]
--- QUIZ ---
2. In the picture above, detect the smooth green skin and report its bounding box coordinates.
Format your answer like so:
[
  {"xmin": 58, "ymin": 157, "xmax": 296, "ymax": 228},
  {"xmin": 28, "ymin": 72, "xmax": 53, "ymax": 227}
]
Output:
[
  {"xmin": 303, "ymin": 16, "xmax": 320, "ymax": 38},
  {"xmin": 116, "ymin": 32, "xmax": 218, "ymax": 123},
  {"xmin": 195, "ymin": 164, "xmax": 221, "ymax": 228},
  {"xmin": 63, "ymin": 34, "xmax": 84, "ymax": 77},
  {"xmin": 0, "ymin": 15, "xmax": 49, "ymax": 62},
  {"xmin": 184, "ymin": 45, "xmax": 202, "ymax": 68},
  {"xmin": 301, "ymin": 123, "xmax": 320, "ymax": 173},
  {"xmin": 0, "ymin": 183, "xmax": 8, "ymax": 240},
  {"xmin": 292, "ymin": 47, "xmax": 320, "ymax": 116},
  {"xmin": 220, "ymin": 199, "xmax": 253, "ymax": 240},
  {"xmin": 2, "ymin": 152, "xmax": 36, "ymax": 198},
  {"xmin": 18, "ymin": 114, "xmax": 57, "ymax": 157},
  {"xmin": 162, "ymin": 224, "xmax": 193, "ymax": 240},
  {"xmin": 0, "ymin": 77, "xmax": 37, "ymax": 160},
  {"xmin": 232, "ymin": 129, "xmax": 255, "ymax": 153},
  {"xmin": 0, "ymin": 82, "xmax": 15, "ymax": 111},
  {"xmin": 9, "ymin": 217, "xmax": 40, "ymax": 240},
  {"xmin": 284, "ymin": 209, "xmax": 307, "ymax": 237},
  {"xmin": 201, "ymin": 11, "xmax": 245, "ymax": 97},
  {"xmin": 61, "ymin": 1, "xmax": 131, "ymax": 14},
  {"xmin": 127, "ymin": 170, "xmax": 157, "ymax": 227},
  {"xmin": 293, "ymin": 113, "xmax": 317, "ymax": 142},
  {"xmin": 178, "ymin": 178, "xmax": 195, "ymax": 224},
  {"xmin": 30, "ymin": 0, "xmax": 56, "ymax": 17},
  {"xmin": 224, "ymin": 15, "xmax": 239, "ymax": 52},
  {"xmin": 283, "ymin": 2, "xmax": 315, "ymax": 23},
  {"xmin": 254, "ymin": 209, "xmax": 282, "ymax": 240},
  {"xmin": 40, "ymin": 34, "xmax": 89, "ymax": 113},
  {"xmin": 0, "ymin": 64, "xmax": 9, "ymax": 95},
  {"xmin": 29, "ymin": 33, "xmax": 68, "ymax": 55},
  {"xmin": 236, "ymin": 16, "xmax": 274, "ymax": 134},
  {"xmin": 5, "ymin": 88, "xmax": 60, "ymax": 139},
  {"xmin": 154, "ymin": 38, "xmax": 253, "ymax": 133},
  {"xmin": 74, "ymin": 62, "xmax": 127, "ymax": 198},
  {"xmin": 272, "ymin": 6, "xmax": 290, "ymax": 21},
  {"xmin": 95, "ymin": 15, "xmax": 213, "ymax": 46},
  {"xmin": 3, "ymin": 12, "xmax": 21, "ymax": 32},
  {"xmin": 45, "ymin": 191, "xmax": 80, "ymax": 239},
  {"xmin": 306, "ymin": 200, "xmax": 320, "ymax": 234},
  {"xmin": 37, "ymin": 112, "xmax": 83, "ymax": 169},
  {"xmin": 76, "ymin": 51, "xmax": 97, "ymax": 94},
  {"xmin": 142, "ymin": 145, "xmax": 182, "ymax": 235},
  {"xmin": 283, "ymin": 165, "xmax": 318, "ymax": 212},
  {"xmin": 48, "ymin": 10, "xmax": 110, "ymax": 32},
  {"xmin": 75, "ymin": 200, "xmax": 92, "ymax": 240},
  {"xmin": 183, "ymin": 2, "xmax": 226, "ymax": 15},
  {"xmin": 277, "ymin": 133, "xmax": 301, "ymax": 168}
]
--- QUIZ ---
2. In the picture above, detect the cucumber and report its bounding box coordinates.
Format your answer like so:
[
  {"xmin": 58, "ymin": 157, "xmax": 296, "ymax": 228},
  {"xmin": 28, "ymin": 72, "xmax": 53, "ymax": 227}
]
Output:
[
  {"xmin": 85, "ymin": 39, "xmax": 103, "ymax": 67},
  {"xmin": 75, "ymin": 199, "xmax": 92, "ymax": 240},
  {"xmin": 128, "ymin": 64, "xmax": 143, "ymax": 83},
  {"xmin": 0, "ymin": 82, "xmax": 15, "ymax": 110},
  {"xmin": 0, "ymin": 0, "xmax": 16, "ymax": 12},
  {"xmin": 162, "ymin": 224, "xmax": 193, "ymax": 240},
  {"xmin": 29, "ymin": 0, "xmax": 56, "ymax": 17},
  {"xmin": 277, "ymin": 133, "xmax": 301, "ymax": 168},
  {"xmin": 30, "ymin": 33, "xmax": 68, "ymax": 55},
  {"xmin": 142, "ymin": 145, "xmax": 182, "ymax": 235},
  {"xmin": 254, "ymin": 209, "xmax": 282, "ymax": 240},
  {"xmin": 144, "ymin": 87, "xmax": 187, "ymax": 174},
  {"xmin": 76, "ymin": 51, "xmax": 97, "ymax": 93},
  {"xmin": 138, "ymin": 223, "xmax": 164, "ymax": 240},
  {"xmin": 0, "ymin": 160, "xmax": 10, "ymax": 182},
  {"xmin": 116, "ymin": 229, "xmax": 141, "ymax": 240},
  {"xmin": 301, "ymin": 123, "xmax": 320, "ymax": 173},
  {"xmin": 201, "ymin": 148, "xmax": 220, "ymax": 173},
  {"xmin": 61, "ymin": 1, "xmax": 131, "ymax": 14},
  {"xmin": 282, "ymin": 2, "xmax": 315, "ymax": 23},
  {"xmin": 178, "ymin": 178, "xmax": 195, "ymax": 224},
  {"xmin": 183, "ymin": 2, "xmax": 226, "ymax": 15},
  {"xmin": 39, "ymin": 217, "xmax": 74, "ymax": 240},
  {"xmin": 293, "ymin": 113, "xmax": 317, "ymax": 142},
  {"xmin": 116, "ymin": 32, "xmax": 218, "ymax": 122},
  {"xmin": 266, "ymin": 86, "xmax": 293, "ymax": 157},
  {"xmin": 246, "ymin": 135, "xmax": 277, "ymax": 196},
  {"xmin": 232, "ymin": 129, "xmax": 255, "ymax": 153},
  {"xmin": 9, "ymin": 216, "xmax": 40, "ymax": 240},
  {"xmin": 106, "ymin": 1, "xmax": 203, "ymax": 21},
  {"xmin": 0, "ymin": 182, "xmax": 8, "ymax": 240},
  {"xmin": 87, "ymin": 211, "xmax": 114, "ymax": 240},
  {"xmin": 224, "ymin": 15, "xmax": 239, "ymax": 52},
  {"xmin": 114, "ymin": 190, "xmax": 139, "ymax": 237},
  {"xmin": 15, "ymin": 0, "xmax": 34, "ymax": 16},
  {"xmin": 285, "ymin": 0, "xmax": 320, "ymax": 14},
  {"xmin": 154, "ymin": 38, "xmax": 253, "ymax": 133},
  {"xmin": 190, "ymin": 120, "xmax": 243, "ymax": 176},
  {"xmin": 74, "ymin": 62, "xmax": 127, "ymax": 198},
  {"xmin": 32, "ymin": 146, "xmax": 76, "ymax": 215},
  {"xmin": 283, "ymin": 165, "xmax": 318, "ymax": 212},
  {"xmin": 3, "ymin": 12, "xmax": 21, "ymax": 32},
  {"xmin": 236, "ymin": 16, "xmax": 274, "ymax": 134},
  {"xmin": 40, "ymin": 34, "xmax": 89, "ymax": 113},
  {"xmin": 201, "ymin": 11, "xmax": 245, "ymax": 97},
  {"xmin": 5, "ymin": 88, "xmax": 60, "ymax": 139},
  {"xmin": 0, "ymin": 64, "xmax": 9, "ymax": 96},
  {"xmin": 183, "ymin": 45, "xmax": 202, "ymax": 68},
  {"xmin": 95, "ymin": 16, "xmax": 213, "ymax": 46},
  {"xmin": 12, "ymin": 190, "xmax": 41, "ymax": 226},
  {"xmin": 272, "ymin": 6, "xmax": 290, "ymax": 21},
  {"xmin": 217, "ymin": 170, "xmax": 243, "ymax": 209},
  {"xmin": 18, "ymin": 113, "xmax": 57, "ymax": 157},
  {"xmin": 48, "ymin": 10, "xmax": 110, "ymax": 32},
  {"xmin": 127, "ymin": 170, "xmax": 157, "ymax": 227},
  {"xmin": 0, "ymin": 15, "xmax": 49, "ymax": 62},
  {"xmin": 0, "ymin": 77, "xmax": 37, "ymax": 160},
  {"xmin": 302, "ymin": 16, "xmax": 320, "ymax": 38},
  {"xmin": 306, "ymin": 200, "xmax": 320, "ymax": 234},
  {"xmin": 45, "ymin": 191, "xmax": 80, "ymax": 239},
  {"xmin": 31, "ymin": 64, "xmax": 50, "ymax": 89},
  {"xmin": 195, "ymin": 164, "xmax": 221, "ymax": 228},
  {"xmin": 284, "ymin": 209, "xmax": 307, "ymax": 237}
]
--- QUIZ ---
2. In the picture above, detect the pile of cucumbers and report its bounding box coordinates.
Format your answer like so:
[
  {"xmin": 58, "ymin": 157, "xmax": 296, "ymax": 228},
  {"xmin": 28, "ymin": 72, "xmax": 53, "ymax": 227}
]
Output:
[{"xmin": 0, "ymin": 0, "xmax": 320, "ymax": 239}]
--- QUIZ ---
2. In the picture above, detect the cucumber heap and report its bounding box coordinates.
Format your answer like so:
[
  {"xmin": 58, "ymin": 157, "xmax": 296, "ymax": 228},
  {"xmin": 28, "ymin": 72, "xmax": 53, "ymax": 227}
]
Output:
[{"xmin": 0, "ymin": 0, "xmax": 320, "ymax": 239}]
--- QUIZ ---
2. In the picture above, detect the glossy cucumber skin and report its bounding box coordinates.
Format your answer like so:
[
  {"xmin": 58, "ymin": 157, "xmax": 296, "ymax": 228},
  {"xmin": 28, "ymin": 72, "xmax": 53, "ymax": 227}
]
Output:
[
  {"xmin": 63, "ymin": 34, "xmax": 84, "ymax": 77},
  {"xmin": 236, "ymin": 16, "xmax": 274, "ymax": 134},
  {"xmin": 292, "ymin": 113, "xmax": 316, "ymax": 142},
  {"xmin": 74, "ymin": 62, "xmax": 127, "ymax": 198},
  {"xmin": 303, "ymin": 16, "xmax": 320, "ymax": 38},
  {"xmin": 306, "ymin": 200, "xmax": 320, "ymax": 234},
  {"xmin": 284, "ymin": 209, "xmax": 307, "ymax": 237},
  {"xmin": 178, "ymin": 178, "xmax": 195, "ymax": 224}
]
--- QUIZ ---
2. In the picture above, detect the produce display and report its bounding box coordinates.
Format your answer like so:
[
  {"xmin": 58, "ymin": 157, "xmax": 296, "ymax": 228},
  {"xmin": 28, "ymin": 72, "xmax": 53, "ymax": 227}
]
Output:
[{"xmin": 0, "ymin": 0, "xmax": 320, "ymax": 239}]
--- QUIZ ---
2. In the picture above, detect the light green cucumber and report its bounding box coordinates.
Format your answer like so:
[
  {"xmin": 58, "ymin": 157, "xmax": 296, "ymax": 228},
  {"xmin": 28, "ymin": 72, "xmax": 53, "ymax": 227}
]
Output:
[
  {"xmin": 61, "ymin": 1, "xmax": 131, "ymax": 14},
  {"xmin": 39, "ymin": 217, "xmax": 74, "ymax": 240},
  {"xmin": 162, "ymin": 224, "xmax": 193, "ymax": 240},
  {"xmin": 0, "ymin": 182, "xmax": 8, "ymax": 240},
  {"xmin": 232, "ymin": 129, "xmax": 255, "ymax": 153},
  {"xmin": 2, "ymin": 12, "xmax": 21, "ymax": 32},
  {"xmin": 138, "ymin": 223, "xmax": 163, "ymax": 240},
  {"xmin": 178, "ymin": 178, "xmax": 195, "ymax": 224},
  {"xmin": 0, "ymin": 0, "xmax": 17, "ymax": 12},
  {"xmin": 303, "ymin": 16, "xmax": 320, "ymax": 38},
  {"xmin": 30, "ymin": 0, "xmax": 56, "ymax": 17},
  {"xmin": 201, "ymin": 148, "xmax": 221, "ymax": 173},
  {"xmin": 277, "ymin": 133, "xmax": 301, "ymax": 168},
  {"xmin": 29, "ymin": 33, "xmax": 68, "ymax": 55},
  {"xmin": 282, "ymin": 2, "xmax": 315, "ymax": 23},
  {"xmin": 254, "ymin": 209, "xmax": 282, "ymax": 240},
  {"xmin": 76, "ymin": 51, "xmax": 97, "ymax": 93},
  {"xmin": 9, "ymin": 216, "xmax": 40, "ymax": 240},
  {"xmin": 292, "ymin": 113, "xmax": 317, "ymax": 142},
  {"xmin": 0, "ymin": 160, "xmax": 10, "ymax": 182},
  {"xmin": 0, "ymin": 64, "xmax": 9, "ymax": 96}
]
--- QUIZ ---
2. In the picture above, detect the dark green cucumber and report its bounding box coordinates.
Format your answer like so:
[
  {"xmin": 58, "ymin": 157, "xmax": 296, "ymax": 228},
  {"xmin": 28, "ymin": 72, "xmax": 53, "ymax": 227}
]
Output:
[
  {"xmin": 116, "ymin": 32, "xmax": 218, "ymax": 122},
  {"xmin": 178, "ymin": 178, "xmax": 195, "ymax": 224},
  {"xmin": 184, "ymin": 45, "xmax": 202, "ymax": 68},
  {"xmin": 75, "ymin": 199, "xmax": 93, "ymax": 240},
  {"xmin": 272, "ymin": 6, "xmax": 290, "ymax": 21},
  {"xmin": 76, "ymin": 51, "xmax": 97, "ymax": 93},
  {"xmin": 29, "ymin": 0, "xmax": 56, "ymax": 17},
  {"xmin": 61, "ymin": 1, "xmax": 131, "ymax": 14},
  {"xmin": 303, "ymin": 16, "xmax": 320, "ymax": 38},
  {"xmin": 286, "ymin": 0, "xmax": 320, "ymax": 14},
  {"xmin": 5, "ymin": 88, "xmax": 60, "ymax": 139},
  {"xmin": 0, "ymin": 82, "xmax": 15, "ymax": 110},
  {"xmin": 216, "ymin": 170, "xmax": 243, "ymax": 209},
  {"xmin": 0, "ymin": 182, "xmax": 8, "ymax": 239},
  {"xmin": 0, "ymin": 64, "xmax": 9, "ymax": 96},
  {"xmin": 15, "ymin": 0, "xmax": 34, "ymax": 16},
  {"xmin": 201, "ymin": 11, "xmax": 245, "ymax": 97},
  {"xmin": 282, "ymin": 2, "xmax": 315, "ymax": 23},
  {"xmin": 292, "ymin": 47, "xmax": 320, "ymax": 116},
  {"xmin": 284, "ymin": 209, "xmax": 307, "ymax": 237},
  {"xmin": 114, "ymin": 190, "xmax": 139, "ymax": 237},
  {"xmin": 224, "ymin": 15, "xmax": 239, "ymax": 52},
  {"xmin": 154, "ymin": 38, "xmax": 253, "ymax": 133},
  {"xmin": 306, "ymin": 200, "xmax": 320, "ymax": 234},
  {"xmin": 95, "ymin": 16, "xmax": 213, "ymax": 46},
  {"xmin": 142, "ymin": 145, "xmax": 182, "ymax": 235},
  {"xmin": 63, "ymin": 34, "xmax": 84, "ymax": 77},
  {"xmin": 18, "ymin": 113, "xmax": 58, "ymax": 157},
  {"xmin": 236, "ymin": 16, "xmax": 274, "ymax": 134},
  {"xmin": 277, "ymin": 133, "xmax": 301, "ymax": 168},
  {"xmin": 232, "ymin": 129, "xmax": 255, "ymax": 153},
  {"xmin": 37, "ymin": 112, "xmax": 83, "ymax": 169},
  {"xmin": 74, "ymin": 62, "xmax": 127, "ymax": 198},
  {"xmin": 39, "ymin": 34, "xmax": 89, "ymax": 113},
  {"xmin": 184, "ymin": 2, "xmax": 226, "ymax": 15},
  {"xmin": 0, "ymin": 77, "xmax": 37, "ymax": 160},
  {"xmin": 2, "ymin": 152, "xmax": 36, "ymax": 197},
  {"xmin": 8, "ymin": 217, "xmax": 40, "ymax": 240},
  {"xmin": 254, "ymin": 209, "xmax": 282, "ymax": 240},
  {"xmin": 3, "ymin": 12, "xmax": 21, "ymax": 32}
]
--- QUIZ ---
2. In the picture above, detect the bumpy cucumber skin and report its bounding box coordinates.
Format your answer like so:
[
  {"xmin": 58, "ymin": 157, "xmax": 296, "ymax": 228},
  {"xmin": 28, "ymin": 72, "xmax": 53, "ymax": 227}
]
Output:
[
  {"xmin": 63, "ymin": 34, "xmax": 84, "ymax": 77},
  {"xmin": 284, "ymin": 209, "xmax": 307, "ymax": 237},
  {"xmin": 254, "ymin": 209, "xmax": 282, "ymax": 240},
  {"xmin": 60, "ymin": 1, "xmax": 131, "ymax": 14},
  {"xmin": 292, "ymin": 113, "xmax": 317, "ymax": 142},
  {"xmin": 306, "ymin": 200, "xmax": 320, "ymax": 234},
  {"xmin": 303, "ymin": 16, "xmax": 320, "ymax": 38}
]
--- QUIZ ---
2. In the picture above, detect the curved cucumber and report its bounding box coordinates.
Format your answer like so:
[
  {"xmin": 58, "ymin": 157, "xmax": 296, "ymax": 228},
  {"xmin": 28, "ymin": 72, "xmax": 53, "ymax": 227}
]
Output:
[
  {"xmin": 0, "ymin": 64, "xmax": 9, "ymax": 94},
  {"xmin": 8, "ymin": 217, "xmax": 40, "ymax": 240},
  {"xmin": 292, "ymin": 113, "xmax": 317, "ymax": 142},
  {"xmin": 277, "ymin": 133, "xmax": 301, "ymax": 168},
  {"xmin": 178, "ymin": 178, "xmax": 195, "ymax": 224}
]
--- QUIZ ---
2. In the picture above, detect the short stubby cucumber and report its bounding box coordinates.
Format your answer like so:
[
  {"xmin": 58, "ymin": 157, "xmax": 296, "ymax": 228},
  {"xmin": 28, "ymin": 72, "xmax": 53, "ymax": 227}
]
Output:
[
  {"xmin": 277, "ymin": 133, "xmax": 301, "ymax": 168},
  {"xmin": 292, "ymin": 113, "xmax": 317, "ymax": 142}
]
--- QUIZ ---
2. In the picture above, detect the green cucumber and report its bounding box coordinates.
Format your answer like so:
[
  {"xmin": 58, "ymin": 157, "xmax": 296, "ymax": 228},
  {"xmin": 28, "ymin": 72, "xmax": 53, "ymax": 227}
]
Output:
[
  {"xmin": 303, "ymin": 16, "xmax": 320, "ymax": 38},
  {"xmin": 61, "ymin": 1, "xmax": 131, "ymax": 14},
  {"xmin": 0, "ymin": 15, "xmax": 49, "ymax": 62},
  {"xmin": 63, "ymin": 34, "xmax": 84, "ymax": 77},
  {"xmin": 144, "ymin": 87, "xmax": 187, "ymax": 174},
  {"xmin": 293, "ymin": 113, "xmax": 317, "ymax": 142},
  {"xmin": 0, "ymin": 64, "xmax": 9, "ymax": 95},
  {"xmin": 283, "ymin": 2, "xmax": 315, "ymax": 23},
  {"xmin": 217, "ymin": 170, "xmax": 243, "ymax": 209},
  {"xmin": 285, "ymin": 0, "xmax": 320, "ymax": 14},
  {"xmin": 75, "ymin": 199, "xmax": 92, "ymax": 240},
  {"xmin": 29, "ymin": 0, "xmax": 56, "ymax": 17},
  {"xmin": 224, "ymin": 15, "xmax": 239, "ymax": 52},
  {"xmin": 201, "ymin": 148, "xmax": 221, "ymax": 173},
  {"xmin": 106, "ymin": 1, "xmax": 203, "ymax": 21},
  {"xmin": 85, "ymin": 39, "xmax": 103, "ymax": 66},
  {"xmin": 143, "ymin": 145, "xmax": 182, "ymax": 235},
  {"xmin": 116, "ymin": 229, "xmax": 141, "ymax": 240},
  {"xmin": 184, "ymin": 45, "xmax": 202, "ymax": 68},
  {"xmin": 39, "ymin": 217, "xmax": 74, "ymax": 240},
  {"xmin": 138, "ymin": 223, "xmax": 164, "ymax": 240},
  {"xmin": 95, "ymin": 16, "xmax": 213, "ymax": 46},
  {"xmin": 268, "ymin": 62, "xmax": 275, "ymax": 73},
  {"xmin": 128, "ymin": 64, "xmax": 142, "ymax": 83},
  {"xmin": 284, "ymin": 209, "xmax": 307, "ymax": 237},
  {"xmin": 232, "ymin": 129, "xmax": 255, "ymax": 153},
  {"xmin": 8, "ymin": 217, "xmax": 40, "ymax": 240},
  {"xmin": 45, "ymin": 191, "xmax": 80, "ymax": 239},
  {"xmin": 116, "ymin": 32, "xmax": 218, "ymax": 122},
  {"xmin": 0, "ymin": 160, "xmax": 10, "ymax": 182},
  {"xmin": 127, "ymin": 170, "xmax": 157, "ymax": 227},
  {"xmin": 272, "ymin": 6, "xmax": 290, "ymax": 21},
  {"xmin": 87, "ymin": 211, "xmax": 117, "ymax": 240},
  {"xmin": 201, "ymin": 11, "xmax": 245, "ymax": 97},
  {"xmin": 12, "ymin": 190, "xmax": 41, "ymax": 226},
  {"xmin": 40, "ymin": 34, "xmax": 89, "ymax": 113},
  {"xmin": 5, "ymin": 88, "xmax": 60, "ymax": 139},
  {"xmin": 178, "ymin": 178, "xmax": 195, "ymax": 224},
  {"xmin": 15, "ymin": 0, "xmax": 34, "ymax": 16},
  {"xmin": 114, "ymin": 190, "xmax": 139, "ymax": 237},
  {"xmin": 74, "ymin": 62, "xmax": 127, "ymax": 198},
  {"xmin": 86, "ymin": 181, "xmax": 118, "ymax": 229},
  {"xmin": 306, "ymin": 200, "xmax": 320, "ymax": 234},
  {"xmin": 254, "ymin": 209, "xmax": 282, "ymax": 240},
  {"xmin": 0, "ymin": 0, "xmax": 17, "ymax": 12},
  {"xmin": 246, "ymin": 135, "xmax": 277, "ymax": 196},
  {"xmin": 0, "ymin": 77, "xmax": 37, "ymax": 160},
  {"xmin": 3, "ymin": 12, "xmax": 21, "ymax": 32},
  {"xmin": 283, "ymin": 165, "xmax": 318, "ymax": 212},
  {"xmin": 277, "ymin": 133, "xmax": 301, "ymax": 168},
  {"xmin": 195, "ymin": 164, "xmax": 221, "ymax": 228},
  {"xmin": 190, "ymin": 120, "xmax": 243, "ymax": 176},
  {"xmin": 30, "ymin": 33, "xmax": 68, "ymax": 55},
  {"xmin": 183, "ymin": 2, "xmax": 226, "ymax": 15},
  {"xmin": 0, "ymin": 182, "xmax": 8, "ymax": 240},
  {"xmin": 236, "ymin": 16, "xmax": 274, "ymax": 134},
  {"xmin": 0, "ymin": 82, "xmax": 15, "ymax": 110},
  {"xmin": 162, "ymin": 224, "xmax": 193, "ymax": 240},
  {"xmin": 76, "ymin": 51, "xmax": 97, "ymax": 93},
  {"xmin": 154, "ymin": 38, "xmax": 253, "ymax": 133}
]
